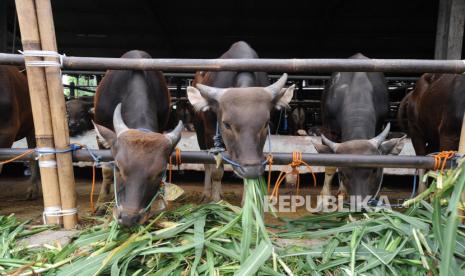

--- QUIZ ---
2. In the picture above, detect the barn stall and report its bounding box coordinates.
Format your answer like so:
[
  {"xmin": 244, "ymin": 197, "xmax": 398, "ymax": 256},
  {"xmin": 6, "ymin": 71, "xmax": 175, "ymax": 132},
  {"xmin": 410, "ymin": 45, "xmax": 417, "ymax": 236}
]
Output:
[{"xmin": 0, "ymin": 0, "xmax": 465, "ymax": 275}]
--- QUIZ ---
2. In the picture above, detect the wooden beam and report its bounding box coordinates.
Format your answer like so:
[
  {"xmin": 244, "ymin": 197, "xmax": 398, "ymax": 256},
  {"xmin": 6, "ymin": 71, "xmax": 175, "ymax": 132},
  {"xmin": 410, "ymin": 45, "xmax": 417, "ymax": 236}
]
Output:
[
  {"xmin": 15, "ymin": 0, "xmax": 62, "ymax": 225},
  {"xmin": 435, "ymin": 0, "xmax": 465, "ymax": 59},
  {"xmin": 35, "ymin": 0, "xmax": 77, "ymax": 229}
]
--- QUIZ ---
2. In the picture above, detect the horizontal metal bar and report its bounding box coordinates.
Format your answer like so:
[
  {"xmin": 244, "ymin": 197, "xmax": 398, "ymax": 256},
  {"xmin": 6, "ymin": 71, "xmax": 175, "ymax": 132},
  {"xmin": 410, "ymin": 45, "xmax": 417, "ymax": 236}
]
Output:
[
  {"xmin": 61, "ymin": 70, "xmax": 420, "ymax": 82},
  {"xmin": 0, "ymin": 148, "xmax": 453, "ymax": 170},
  {"xmin": 2, "ymin": 53, "xmax": 464, "ymax": 73}
]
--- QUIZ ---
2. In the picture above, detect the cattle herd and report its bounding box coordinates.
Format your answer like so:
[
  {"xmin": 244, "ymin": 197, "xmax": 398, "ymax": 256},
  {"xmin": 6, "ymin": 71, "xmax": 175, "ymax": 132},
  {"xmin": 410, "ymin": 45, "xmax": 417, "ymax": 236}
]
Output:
[{"xmin": 1, "ymin": 41, "xmax": 465, "ymax": 227}]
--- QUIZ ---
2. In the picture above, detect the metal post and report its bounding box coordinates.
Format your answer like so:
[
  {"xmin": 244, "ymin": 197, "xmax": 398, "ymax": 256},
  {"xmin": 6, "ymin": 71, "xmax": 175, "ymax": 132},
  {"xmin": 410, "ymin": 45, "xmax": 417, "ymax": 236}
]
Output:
[{"xmin": 69, "ymin": 81, "xmax": 75, "ymax": 98}]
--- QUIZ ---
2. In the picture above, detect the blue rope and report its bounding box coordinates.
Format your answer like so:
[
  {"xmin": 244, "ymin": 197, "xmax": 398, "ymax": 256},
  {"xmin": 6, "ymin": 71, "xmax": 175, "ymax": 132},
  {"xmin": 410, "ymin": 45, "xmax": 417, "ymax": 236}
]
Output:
[
  {"xmin": 137, "ymin": 128, "xmax": 152, "ymax": 133},
  {"xmin": 367, "ymin": 170, "xmax": 418, "ymax": 208},
  {"xmin": 212, "ymin": 121, "xmax": 272, "ymax": 169},
  {"xmin": 35, "ymin": 143, "xmax": 82, "ymax": 154},
  {"xmin": 112, "ymin": 161, "xmax": 166, "ymax": 214}
]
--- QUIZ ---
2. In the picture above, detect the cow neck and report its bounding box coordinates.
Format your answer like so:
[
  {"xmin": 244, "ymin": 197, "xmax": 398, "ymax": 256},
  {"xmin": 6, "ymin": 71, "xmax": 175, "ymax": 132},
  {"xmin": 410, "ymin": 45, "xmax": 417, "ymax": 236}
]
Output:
[{"xmin": 122, "ymin": 79, "xmax": 159, "ymax": 133}]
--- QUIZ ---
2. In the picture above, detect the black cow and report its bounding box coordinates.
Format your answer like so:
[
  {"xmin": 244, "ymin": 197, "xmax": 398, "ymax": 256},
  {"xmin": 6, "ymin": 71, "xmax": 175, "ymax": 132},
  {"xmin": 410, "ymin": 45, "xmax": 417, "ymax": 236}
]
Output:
[
  {"xmin": 314, "ymin": 53, "xmax": 405, "ymax": 198},
  {"xmin": 93, "ymin": 50, "xmax": 182, "ymax": 227},
  {"xmin": 66, "ymin": 97, "xmax": 94, "ymax": 136},
  {"xmin": 188, "ymin": 41, "xmax": 294, "ymax": 202},
  {"xmin": 0, "ymin": 66, "xmax": 39, "ymax": 199}
]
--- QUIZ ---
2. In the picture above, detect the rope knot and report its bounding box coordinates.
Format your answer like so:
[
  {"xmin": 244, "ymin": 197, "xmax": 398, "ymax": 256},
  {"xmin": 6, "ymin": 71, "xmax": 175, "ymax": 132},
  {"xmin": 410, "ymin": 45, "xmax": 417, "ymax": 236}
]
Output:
[{"xmin": 433, "ymin": 151, "xmax": 455, "ymax": 172}]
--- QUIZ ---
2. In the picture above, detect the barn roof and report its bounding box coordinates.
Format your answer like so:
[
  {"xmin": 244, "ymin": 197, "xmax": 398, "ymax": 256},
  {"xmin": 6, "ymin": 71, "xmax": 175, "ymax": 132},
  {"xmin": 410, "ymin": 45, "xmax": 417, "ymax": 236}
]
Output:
[{"xmin": 4, "ymin": 0, "xmax": 457, "ymax": 60}]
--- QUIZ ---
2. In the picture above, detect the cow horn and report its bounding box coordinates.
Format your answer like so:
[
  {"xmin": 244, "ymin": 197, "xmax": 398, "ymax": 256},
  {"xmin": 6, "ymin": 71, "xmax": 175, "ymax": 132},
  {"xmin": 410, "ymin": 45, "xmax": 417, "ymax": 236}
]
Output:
[
  {"xmin": 196, "ymin": 83, "xmax": 225, "ymax": 101},
  {"xmin": 321, "ymin": 134, "xmax": 340, "ymax": 152},
  {"xmin": 165, "ymin": 121, "xmax": 183, "ymax": 147},
  {"xmin": 369, "ymin": 123, "xmax": 391, "ymax": 148},
  {"xmin": 113, "ymin": 103, "xmax": 130, "ymax": 136},
  {"xmin": 265, "ymin": 73, "xmax": 288, "ymax": 98}
]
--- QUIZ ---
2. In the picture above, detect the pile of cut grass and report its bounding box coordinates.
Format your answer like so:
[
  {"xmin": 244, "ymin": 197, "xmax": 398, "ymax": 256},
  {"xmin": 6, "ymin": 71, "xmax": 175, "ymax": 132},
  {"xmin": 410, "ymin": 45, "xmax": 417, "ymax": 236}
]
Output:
[{"xmin": 1, "ymin": 161, "xmax": 465, "ymax": 275}]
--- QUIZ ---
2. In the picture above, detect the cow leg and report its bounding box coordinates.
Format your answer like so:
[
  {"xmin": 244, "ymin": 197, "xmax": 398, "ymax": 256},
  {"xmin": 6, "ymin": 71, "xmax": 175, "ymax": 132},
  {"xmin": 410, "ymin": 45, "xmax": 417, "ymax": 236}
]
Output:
[
  {"xmin": 320, "ymin": 167, "xmax": 336, "ymax": 196},
  {"xmin": 417, "ymin": 169, "xmax": 427, "ymax": 193},
  {"xmin": 409, "ymin": 129, "xmax": 428, "ymax": 194},
  {"xmin": 95, "ymin": 164, "xmax": 114, "ymax": 215},
  {"xmin": 201, "ymin": 164, "xmax": 213, "ymax": 202},
  {"xmin": 25, "ymin": 134, "xmax": 40, "ymax": 200},
  {"xmin": 211, "ymin": 163, "xmax": 224, "ymax": 202}
]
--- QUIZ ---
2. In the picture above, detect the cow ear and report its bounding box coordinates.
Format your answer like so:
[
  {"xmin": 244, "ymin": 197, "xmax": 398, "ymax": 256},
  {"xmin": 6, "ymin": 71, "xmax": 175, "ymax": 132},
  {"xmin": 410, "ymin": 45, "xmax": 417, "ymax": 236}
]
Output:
[
  {"xmin": 379, "ymin": 135, "xmax": 406, "ymax": 155},
  {"xmin": 187, "ymin": 86, "xmax": 210, "ymax": 112},
  {"xmin": 273, "ymin": 84, "xmax": 295, "ymax": 110},
  {"xmin": 92, "ymin": 121, "xmax": 116, "ymax": 148},
  {"xmin": 312, "ymin": 142, "xmax": 334, "ymax": 153}
]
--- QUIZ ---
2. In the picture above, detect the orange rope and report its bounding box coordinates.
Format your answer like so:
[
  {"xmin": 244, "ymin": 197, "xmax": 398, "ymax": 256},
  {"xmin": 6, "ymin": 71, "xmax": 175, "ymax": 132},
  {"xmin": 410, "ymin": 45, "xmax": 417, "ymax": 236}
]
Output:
[
  {"xmin": 90, "ymin": 164, "xmax": 96, "ymax": 213},
  {"xmin": 433, "ymin": 151, "xmax": 455, "ymax": 172},
  {"xmin": 270, "ymin": 151, "xmax": 317, "ymax": 198},
  {"xmin": 169, "ymin": 148, "xmax": 182, "ymax": 183},
  {"xmin": 266, "ymin": 154, "xmax": 273, "ymax": 193},
  {"xmin": 0, "ymin": 149, "xmax": 35, "ymax": 165}
]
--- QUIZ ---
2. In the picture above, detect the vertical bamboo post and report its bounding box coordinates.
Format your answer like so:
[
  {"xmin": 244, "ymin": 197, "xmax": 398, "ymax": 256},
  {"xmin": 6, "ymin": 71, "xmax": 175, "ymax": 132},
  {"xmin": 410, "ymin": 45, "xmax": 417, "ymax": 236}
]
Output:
[
  {"xmin": 458, "ymin": 111, "xmax": 465, "ymax": 219},
  {"xmin": 15, "ymin": 0, "xmax": 61, "ymax": 224},
  {"xmin": 34, "ymin": 0, "xmax": 77, "ymax": 229}
]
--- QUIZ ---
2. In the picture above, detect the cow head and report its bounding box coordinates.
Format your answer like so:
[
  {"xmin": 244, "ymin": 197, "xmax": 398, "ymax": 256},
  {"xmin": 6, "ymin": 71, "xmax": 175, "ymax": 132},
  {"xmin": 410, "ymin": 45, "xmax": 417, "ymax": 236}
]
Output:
[
  {"xmin": 314, "ymin": 123, "xmax": 405, "ymax": 198},
  {"xmin": 66, "ymin": 99, "xmax": 94, "ymax": 136},
  {"xmin": 187, "ymin": 73, "xmax": 294, "ymax": 178},
  {"xmin": 93, "ymin": 104, "xmax": 182, "ymax": 227}
]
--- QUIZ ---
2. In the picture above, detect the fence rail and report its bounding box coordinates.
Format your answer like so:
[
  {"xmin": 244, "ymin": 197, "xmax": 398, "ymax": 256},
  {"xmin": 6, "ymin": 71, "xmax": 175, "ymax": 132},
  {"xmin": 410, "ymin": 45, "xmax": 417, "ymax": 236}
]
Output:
[
  {"xmin": 0, "ymin": 148, "xmax": 455, "ymax": 170},
  {"xmin": 1, "ymin": 53, "xmax": 465, "ymax": 73}
]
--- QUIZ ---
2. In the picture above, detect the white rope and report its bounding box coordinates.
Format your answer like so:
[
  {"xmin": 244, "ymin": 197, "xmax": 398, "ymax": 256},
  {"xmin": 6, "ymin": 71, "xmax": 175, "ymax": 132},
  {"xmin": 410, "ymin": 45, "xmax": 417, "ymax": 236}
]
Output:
[
  {"xmin": 38, "ymin": 160, "xmax": 57, "ymax": 168},
  {"xmin": 19, "ymin": 50, "xmax": 65, "ymax": 68},
  {"xmin": 42, "ymin": 206, "xmax": 78, "ymax": 224}
]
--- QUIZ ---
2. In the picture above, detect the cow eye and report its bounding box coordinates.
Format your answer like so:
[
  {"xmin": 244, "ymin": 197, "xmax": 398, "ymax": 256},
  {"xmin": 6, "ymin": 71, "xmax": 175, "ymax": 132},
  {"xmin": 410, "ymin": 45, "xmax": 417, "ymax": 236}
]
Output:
[{"xmin": 223, "ymin": 122, "xmax": 232, "ymax": 130}]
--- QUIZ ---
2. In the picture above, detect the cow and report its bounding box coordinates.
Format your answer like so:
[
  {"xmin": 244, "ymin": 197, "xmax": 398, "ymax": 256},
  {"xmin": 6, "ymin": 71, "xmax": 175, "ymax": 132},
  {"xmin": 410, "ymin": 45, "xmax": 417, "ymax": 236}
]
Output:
[
  {"xmin": 313, "ymin": 53, "xmax": 405, "ymax": 199},
  {"xmin": 0, "ymin": 65, "xmax": 39, "ymax": 199},
  {"xmin": 289, "ymin": 106, "xmax": 308, "ymax": 136},
  {"xmin": 92, "ymin": 50, "xmax": 183, "ymax": 227},
  {"xmin": 66, "ymin": 97, "xmax": 94, "ymax": 136},
  {"xmin": 187, "ymin": 41, "xmax": 294, "ymax": 202},
  {"xmin": 398, "ymin": 73, "xmax": 465, "ymax": 191}
]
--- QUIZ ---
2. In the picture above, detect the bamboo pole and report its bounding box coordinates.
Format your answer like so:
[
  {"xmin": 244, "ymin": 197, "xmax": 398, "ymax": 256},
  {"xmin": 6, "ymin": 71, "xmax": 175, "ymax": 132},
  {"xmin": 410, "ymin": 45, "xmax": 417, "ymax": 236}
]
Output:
[
  {"xmin": 35, "ymin": 0, "xmax": 77, "ymax": 228},
  {"xmin": 458, "ymin": 111, "xmax": 465, "ymax": 220},
  {"xmin": 15, "ymin": 0, "xmax": 61, "ymax": 224}
]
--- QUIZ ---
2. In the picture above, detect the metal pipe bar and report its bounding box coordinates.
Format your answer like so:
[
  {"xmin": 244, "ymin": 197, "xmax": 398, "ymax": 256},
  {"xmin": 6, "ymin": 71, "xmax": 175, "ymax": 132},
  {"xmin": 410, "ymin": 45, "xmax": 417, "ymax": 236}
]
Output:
[
  {"xmin": 2, "ymin": 53, "xmax": 464, "ymax": 73},
  {"xmin": 0, "ymin": 148, "xmax": 454, "ymax": 169},
  {"xmin": 61, "ymin": 70, "xmax": 420, "ymax": 82}
]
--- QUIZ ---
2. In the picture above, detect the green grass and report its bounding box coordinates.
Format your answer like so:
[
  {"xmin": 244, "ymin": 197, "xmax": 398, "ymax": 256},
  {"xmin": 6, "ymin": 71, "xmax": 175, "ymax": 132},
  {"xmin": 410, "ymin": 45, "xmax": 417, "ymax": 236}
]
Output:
[{"xmin": 1, "ymin": 160, "xmax": 465, "ymax": 275}]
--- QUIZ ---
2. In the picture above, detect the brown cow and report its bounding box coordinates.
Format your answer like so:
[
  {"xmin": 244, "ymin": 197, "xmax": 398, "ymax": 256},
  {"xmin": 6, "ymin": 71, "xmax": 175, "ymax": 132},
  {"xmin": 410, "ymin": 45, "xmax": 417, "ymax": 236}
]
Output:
[
  {"xmin": 0, "ymin": 65, "xmax": 38, "ymax": 199},
  {"xmin": 93, "ymin": 50, "xmax": 182, "ymax": 227},
  {"xmin": 188, "ymin": 41, "xmax": 294, "ymax": 202},
  {"xmin": 398, "ymin": 73, "xmax": 465, "ymax": 192},
  {"xmin": 398, "ymin": 73, "xmax": 465, "ymax": 155}
]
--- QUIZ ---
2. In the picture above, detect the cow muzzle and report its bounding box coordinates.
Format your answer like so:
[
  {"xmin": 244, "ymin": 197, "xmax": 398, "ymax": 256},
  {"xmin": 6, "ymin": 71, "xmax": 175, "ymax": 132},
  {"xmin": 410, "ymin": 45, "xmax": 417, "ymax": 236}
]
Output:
[
  {"xmin": 235, "ymin": 164, "xmax": 264, "ymax": 179},
  {"xmin": 114, "ymin": 207, "xmax": 150, "ymax": 227}
]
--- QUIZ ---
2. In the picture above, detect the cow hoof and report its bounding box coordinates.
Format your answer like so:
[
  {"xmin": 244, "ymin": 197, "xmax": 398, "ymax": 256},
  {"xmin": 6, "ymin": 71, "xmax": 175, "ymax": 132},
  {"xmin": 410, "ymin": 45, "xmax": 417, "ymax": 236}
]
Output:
[{"xmin": 25, "ymin": 187, "xmax": 40, "ymax": 200}]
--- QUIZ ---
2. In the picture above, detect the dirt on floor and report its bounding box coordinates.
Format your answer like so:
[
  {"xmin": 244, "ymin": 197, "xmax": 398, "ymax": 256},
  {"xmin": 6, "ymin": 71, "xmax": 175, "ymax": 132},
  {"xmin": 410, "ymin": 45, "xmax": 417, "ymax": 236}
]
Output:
[{"xmin": 0, "ymin": 169, "xmax": 417, "ymax": 226}]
